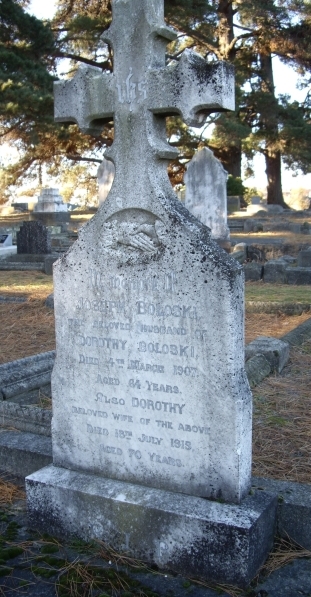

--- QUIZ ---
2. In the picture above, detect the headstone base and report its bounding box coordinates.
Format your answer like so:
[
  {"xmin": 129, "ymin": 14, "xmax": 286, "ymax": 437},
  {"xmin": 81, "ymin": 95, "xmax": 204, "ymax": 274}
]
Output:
[{"xmin": 26, "ymin": 465, "xmax": 277, "ymax": 588}]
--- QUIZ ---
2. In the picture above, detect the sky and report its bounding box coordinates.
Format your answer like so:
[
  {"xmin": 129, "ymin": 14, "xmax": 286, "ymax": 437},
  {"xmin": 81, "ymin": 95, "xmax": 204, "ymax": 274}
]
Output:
[{"xmin": 27, "ymin": 0, "xmax": 311, "ymax": 193}]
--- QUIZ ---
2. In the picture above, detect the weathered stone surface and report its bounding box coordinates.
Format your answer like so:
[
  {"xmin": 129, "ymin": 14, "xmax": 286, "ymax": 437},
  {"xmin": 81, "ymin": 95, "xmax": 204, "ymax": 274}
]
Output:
[
  {"xmin": 243, "ymin": 262, "xmax": 263, "ymax": 281},
  {"xmin": 44, "ymin": 254, "xmax": 59, "ymax": 275},
  {"xmin": 245, "ymin": 354, "xmax": 271, "ymax": 387},
  {"xmin": 286, "ymin": 266, "xmax": 311, "ymax": 285},
  {"xmin": 0, "ymin": 261, "xmax": 45, "ymax": 272},
  {"xmin": 298, "ymin": 248, "xmax": 311, "ymax": 264},
  {"xmin": 0, "ymin": 402, "xmax": 52, "ymax": 436},
  {"xmin": 244, "ymin": 219, "xmax": 264, "ymax": 233},
  {"xmin": 0, "ymin": 295, "xmax": 26, "ymax": 303},
  {"xmin": 26, "ymin": 465, "xmax": 277, "ymax": 588},
  {"xmin": 50, "ymin": 210, "xmax": 251, "ymax": 502},
  {"xmin": 17, "ymin": 221, "xmax": 51, "ymax": 254},
  {"xmin": 184, "ymin": 147, "xmax": 230, "ymax": 242},
  {"xmin": 0, "ymin": 352, "xmax": 55, "ymax": 400},
  {"xmin": 253, "ymin": 477, "xmax": 311, "ymax": 550},
  {"xmin": 0, "ymin": 245, "xmax": 17, "ymax": 260},
  {"xmin": 267, "ymin": 205, "xmax": 284, "ymax": 214},
  {"xmin": 231, "ymin": 250, "xmax": 245, "ymax": 264},
  {"xmin": 245, "ymin": 336, "xmax": 289, "ymax": 373},
  {"xmin": 0, "ymin": 431, "xmax": 52, "ymax": 478},
  {"xmin": 45, "ymin": 293, "xmax": 54, "ymax": 309},
  {"xmin": 233, "ymin": 242, "xmax": 247, "ymax": 255},
  {"xmin": 34, "ymin": 188, "xmax": 68, "ymax": 213},
  {"xmin": 281, "ymin": 316, "xmax": 311, "ymax": 346},
  {"xmin": 48, "ymin": 0, "xmax": 250, "ymax": 505},
  {"xmin": 263, "ymin": 260, "xmax": 287, "ymax": 283},
  {"xmin": 227, "ymin": 195, "xmax": 240, "ymax": 213}
]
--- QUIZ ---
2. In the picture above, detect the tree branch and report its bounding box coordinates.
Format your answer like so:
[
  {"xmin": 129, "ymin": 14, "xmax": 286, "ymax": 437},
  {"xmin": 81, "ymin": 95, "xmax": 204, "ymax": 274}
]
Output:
[{"xmin": 66, "ymin": 154, "xmax": 102, "ymax": 164}]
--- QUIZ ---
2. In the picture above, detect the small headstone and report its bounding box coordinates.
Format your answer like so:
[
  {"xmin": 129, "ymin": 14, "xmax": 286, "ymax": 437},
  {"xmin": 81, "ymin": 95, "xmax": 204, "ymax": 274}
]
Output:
[
  {"xmin": 263, "ymin": 259, "xmax": 287, "ymax": 284},
  {"xmin": 298, "ymin": 250, "xmax": 311, "ymax": 267},
  {"xmin": 184, "ymin": 147, "xmax": 230, "ymax": 242},
  {"xmin": 34, "ymin": 188, "xmax": 68, "ymax": 213},
  {"xmin": 98, "ymin": 158, "xmax": 115, "ymax": 205},
  {"xmin": 244, "ymin": 262, "xmax": 263, "ymax": 281},
  {"xmin": 17, "ymin": 221, "xmax": 51, "ymax": 254},
  {"xmin": 227, "ymin": 195, "xmax": 241, "ymax": 213}
]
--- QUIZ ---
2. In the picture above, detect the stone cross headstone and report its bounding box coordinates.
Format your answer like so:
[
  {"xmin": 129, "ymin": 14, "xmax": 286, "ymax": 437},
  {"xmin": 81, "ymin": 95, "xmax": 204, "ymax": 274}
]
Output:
[
  {"xmin": 26, "ymin": 1, "xmax": 274, "ymax": 587},
  {"xmin": 98, "ymin": 158, "xmax": 115, "ymax": 205},
  {"xmin": 17, "ymin": 221, "xmax": 51, "ymax": 254},
  {"xmin": 185, "ymin": 147, "xmax": 230, "ymax": 243},
  {"xmin": 34, "ymin": 188, "xmax": 68, "ymax": 213}
]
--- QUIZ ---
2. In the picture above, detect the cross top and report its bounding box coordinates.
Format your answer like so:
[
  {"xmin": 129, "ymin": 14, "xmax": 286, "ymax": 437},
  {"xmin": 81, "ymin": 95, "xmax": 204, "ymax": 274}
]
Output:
[{"xmin": 54, "ymin": 0, "xmax": 234, "ymax": 218}]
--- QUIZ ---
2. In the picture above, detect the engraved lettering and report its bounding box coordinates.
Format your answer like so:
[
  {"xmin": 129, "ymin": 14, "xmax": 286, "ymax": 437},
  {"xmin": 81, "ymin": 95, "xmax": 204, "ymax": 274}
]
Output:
[
  {"xmin": 97, "ymin": 374, "xmax": 120, "ymax": 386},
  {"xmin": 129, "ymin": 378, "xmax": 141, "ymax": 389},
  {"xmin": 155, "ymin": 420, "xmax": 173, "ymax": 429},
  {"xmin": 132, "ymin": 397, "xmax": 185, "ymax": 414},
  {"xmin": 170, "ymin": 439, "xmax": 192, "ymax": 450},
  {"xmin": 101, "ymin": 445, "xmax": 123, "ymax": 455},
  {"xmin": 96, "ymin": 393, "xmax": 125, "ymax": 405},
  {"xmin": 72, "ymin": 406, "xmax": 108, "ymax": 418},
  {"xmin": 173, "ymin": 365, "xmax": 197, "ymax": 377},
  {"xmin": 76, "ymin": 335, "xmax": 127, "ymax": 350},
  {"xmin": 178, "ymin": 423, "xmax": 209, "ymax": 434},
  {"xmin": 115, "ymin": 429, "xmax": 132, "ymax": 440},
  {"xmin": 137, "ymin": 324, "xmax": 187, "ymax": 336},
  {"xmin": 112, "ymin": 414, "xmax": 133, "ymax": 422},
  {"xmin": 136, "ymin": 302, "xmax": 197, "ymax": 319},
  {"xmin": 128, "ymin": 360, "xmax": 164, "ymax": 373},
  {"xmin": 138, "ymin": 434, "xmax": 163, "ymax": 445},
  {"xmin": 149, "ymin": 453, "xmax": 182, "ymax": 467},
  {"xmin": 138, "ymin": 342, "xmax": 191, "ymax": 358},
  {"xmin": 129, "ymin": 449, "xmax": 142, "ymax": 459},
  {"xmin": 145, "ymin": 381, "xmax": 179, "ymax": 394},
  {"xmin": 87, "ymin": 424, "xmax": 108, "ymax": 436},
  {"xmin": 79, "ymin": 354, "xmax": 99, "ymax": 365}
]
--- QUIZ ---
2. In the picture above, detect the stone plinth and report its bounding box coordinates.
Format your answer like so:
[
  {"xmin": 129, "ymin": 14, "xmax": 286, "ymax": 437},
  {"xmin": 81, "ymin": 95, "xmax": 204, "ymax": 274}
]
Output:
[
  {"xmin": 26, "ymin": 465, "xmax": 277, "ymax": 588},
  {"xmin": 34, "ymin": 188, "xmax": 68, "ymax": 213},
  {"xmin": 185, "ymin": 147, "xmax": 230, "ymax": 242}
]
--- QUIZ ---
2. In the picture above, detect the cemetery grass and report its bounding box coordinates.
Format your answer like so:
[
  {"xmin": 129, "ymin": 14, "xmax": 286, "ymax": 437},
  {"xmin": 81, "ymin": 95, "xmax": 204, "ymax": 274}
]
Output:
[{"xmin": 0, "ymin": 271, "xmax": 54, "ymax": 364}]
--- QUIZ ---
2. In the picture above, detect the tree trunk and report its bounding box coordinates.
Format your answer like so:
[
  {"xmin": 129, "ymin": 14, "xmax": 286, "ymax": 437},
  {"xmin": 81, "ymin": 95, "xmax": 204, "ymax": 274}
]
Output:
[
  {"xmin": 217, "ymin": 0, "xmax": 235, "ymax": 60},
  {"xmin": 265, "ymin": 150, "xmax": 284, "ymax": 205},
  {"xmin": 260, "ymin": 53, "xmax": 285, "ymax": 205}
]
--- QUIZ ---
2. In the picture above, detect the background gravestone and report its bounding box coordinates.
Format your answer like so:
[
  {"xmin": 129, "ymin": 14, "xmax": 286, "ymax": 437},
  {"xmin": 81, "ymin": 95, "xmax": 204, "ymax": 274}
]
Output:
[
  {"xmin": 185, "ymin": 147, "xmax": 230, "ymax": 243},
  {"xmin": 17, "ymin": 221, "xmax": 51, "ymax": 254},
  {"xmin": 98, "ymin": 158, "xmax": 115, "ymax": 205},
  {"xmin": 34, "ymin": 188, "xmax": 68, "ymax": 213}
]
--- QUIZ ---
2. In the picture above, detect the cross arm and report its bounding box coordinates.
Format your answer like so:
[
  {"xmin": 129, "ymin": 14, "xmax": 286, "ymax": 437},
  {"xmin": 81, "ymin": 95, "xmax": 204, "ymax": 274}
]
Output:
[
  {"xmin": 147, "ymin": 50, "xmax": 235, "ymax": 127},
  {"xmin": 54, "ymin": 66, "xmax": 115, "ymax": 136}
]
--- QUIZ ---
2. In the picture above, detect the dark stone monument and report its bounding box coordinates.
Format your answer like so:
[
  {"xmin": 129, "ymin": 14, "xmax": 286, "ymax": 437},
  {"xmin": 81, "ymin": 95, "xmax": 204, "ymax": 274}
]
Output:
[{"xmin": 17, "ymin": 221, "xmax": 51, "ymax": 255}]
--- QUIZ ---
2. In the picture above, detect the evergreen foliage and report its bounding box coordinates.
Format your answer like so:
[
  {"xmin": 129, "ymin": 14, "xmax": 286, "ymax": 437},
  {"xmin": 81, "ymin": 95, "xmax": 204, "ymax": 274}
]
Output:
[{"xmin": 0, "ymin": 0, "xmax": 311, "ymax": 204}]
